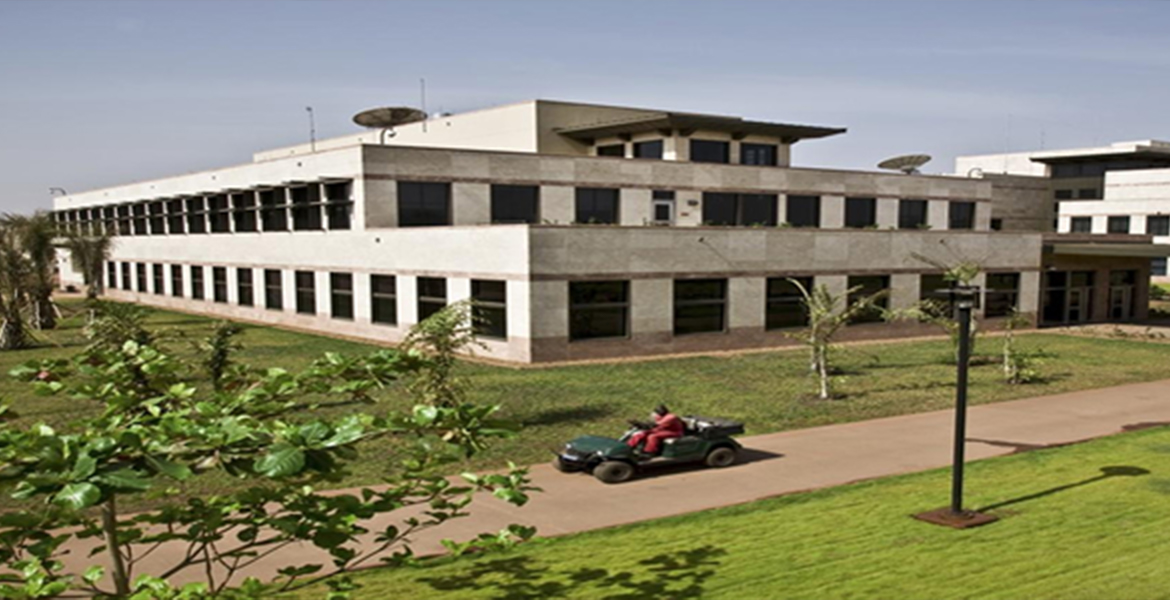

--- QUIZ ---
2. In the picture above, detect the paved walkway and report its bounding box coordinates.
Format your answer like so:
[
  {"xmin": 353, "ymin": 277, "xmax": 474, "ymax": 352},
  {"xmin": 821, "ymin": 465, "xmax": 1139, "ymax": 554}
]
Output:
[{"xmin": 62, "ymin": 379, "xmax": 1170, "ymax": 586}]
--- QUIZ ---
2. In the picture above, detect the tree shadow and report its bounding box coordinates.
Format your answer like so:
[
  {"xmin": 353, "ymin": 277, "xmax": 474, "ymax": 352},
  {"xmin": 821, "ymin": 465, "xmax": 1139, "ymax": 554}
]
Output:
[
  {"xmin": 521, "ymin": 405, "xmax": 616, "ymax": 427},
  {"xmin": 419, "ymin": 544, "xmax": 727, "ymax": 599},
  {"xmin": 976, "ymin": 465, "xmax": 1150, "ymax": 513}
]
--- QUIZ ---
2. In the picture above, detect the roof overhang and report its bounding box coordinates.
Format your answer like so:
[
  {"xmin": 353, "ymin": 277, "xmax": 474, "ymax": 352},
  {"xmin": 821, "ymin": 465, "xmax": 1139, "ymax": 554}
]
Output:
[
  {"xmin": 1030, "ymin": 146, "xmax": 1170, "ymax": 165},
  {"xmin": 553, "ymin": 112, "xmax": 846, "ymax": 145},
  {"xmin": 1048, "ymin": 243, "xmax": 1170, "ymax": 258}
]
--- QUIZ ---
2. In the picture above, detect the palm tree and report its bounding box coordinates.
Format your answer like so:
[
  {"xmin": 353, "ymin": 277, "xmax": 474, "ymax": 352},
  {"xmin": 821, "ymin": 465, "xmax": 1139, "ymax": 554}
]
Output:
[
  {"xmin": 0, "ymin": 223, "xmax": 32, "ymax": 350},
  {"xmin": 65, "ymin": 233, "xmax": 113, "ymax": 300},
  {"xmin": 3, "ymin": 212, "xmax": 60, "ymax": 329}
]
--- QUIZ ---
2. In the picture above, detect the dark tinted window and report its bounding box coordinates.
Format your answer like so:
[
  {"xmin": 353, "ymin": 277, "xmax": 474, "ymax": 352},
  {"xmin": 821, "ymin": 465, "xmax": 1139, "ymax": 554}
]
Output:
[
  {"xmin": 330, "ymin": 273, "xmax": 353, "ymax": 320},
  {"xmin": 371, "ymin": 275, "xmax": 397, "ymax": 325},
  {"xmin": 398, "ymin": 182, "xmax": 451, "ymax": 227},
  {"xmin": 702, "ymin": 193, "xmax": 777, "ymax": 226},
  {"xmin": 569, "ymin": 281, "xmax": 629, "ymax": 340},
  {"xmin": 260, "ymin": 189, "xmax": 288, "ymax": 231},
  {"xmin": 674, "ymin": 279, "xmax": 727, "ymax": 335},
  {"xmin": 149, "ymin": 201, "xmax": 166, "ymax": 235},
  {"xmin": 786, "ymin": 195, "xmax": 820, "ymax": 228},
  {"xmin": 208, "ymin": 195, "xmax": 230, "ymax": 233},
  {"xmin": 185, "ymin": 198, "xmax": 206, "ymax": 234},
  {"xmin": 472, "ymin": 280, "xmax": 507, "ymax": 339},
  {"xmin": 596, "ymin": 144, "xmax": 625, "ymax": 157},
  {"xmin": 949, "ymin": 201, "xmax": 976, "ymax": 230},
  {"xmin": 575, "ymin": 188, "xmax": 619, "ymax": 224},
  {"xmin": 417, "ymin": 277, "xmax": 447, "ymax": 321},
  {"xmin": 1148, "ymin": 216, "xmax": 1170, "ymax": 236},
  {"xmin": 136, "ymin": 263, "xmax": 147, "ymax": 292},
  {"xmin": 213, "ymin": 267, "xmax": 228, "ymax": 303},
  {"xmin": 264, "ymin": 269, "xmax": 283, "ymax": 310},
  {"xmin": 1078, "ymin": 188, "xmax": 1099, "ymax": 199},
  {"xmin": 690, "ymin": 140, "xmax": 730, "ymax": 164},
  {"xmin": 152, "ymin": 264, "xmax": 164, "ymax": 295},
  {"xmin": 121, "ymin": 262, "xmax": 131, "ymax": 290},
  {"xmin": 107, "ymin": 262, "xmax": 118, "ymax": 291},
  {"xmin": 740, "ymin": 143, "xmax": 777, "ymax": 166},
  {"xmin": 766, "ymin": 277, "xmax": 811, "ymax": 330},
  {"xmin": 984, "ymin": 273, "xmax": 1020, "ymax": 318},
  {"xmin": 290, "ymin": 186, "xmax": 323, "ymax": 231},
  {"xmin": 1054, "ymin": 189, "xmax": 1074, "ymax": 200},
  {"xmin": 132, "ymin": 203, "xmax": 148, "ymax": 236},
  {"xmin": 166, "ymin": 200, "xmax": 185, "ymax": 234},
  {"xmin": 190, "ymin": 266, "xmax": 205, "ymax": 300},
  {"xmin": 325, "ymin": 181, "xmax": 352, "ymax": 230},
  {"xmin": 1070, "ymin": 217, "xmax": 1092, "ymax": 233},
  {"xmin": 844, "ymin": 197, "xmax": 876, "ymax": 228},
  {"xmin": 491, "ymin": 185, "xmax": 540, "ymax": 224},
  {"xmin": 1107, "ymin": 216, "xmax": 1130, "ymax": 234},
  {"xmin": 898, "ymin": 200, "xmax": 928, "ymax": 229},
  {"xmin": 295, "ymin": 271, "xmax": 316, "ymax": 314},
  {"xmin": 232, "ymin": 192, "xmax": 258, "ymax": 232},
  {"xmin": 847, "ymin": 275, "xmax": 889, "ymax": 323},
  {"xmin": 237, "ymin": 268, "xmax": 254, "ymax": 307},
  {"xmin": 170, "ymin": 265, "xmax": 183, "ymax": 298},
  {"xmin": 633, "ymin": 140, "xmax": 663, "ymax": 159}
]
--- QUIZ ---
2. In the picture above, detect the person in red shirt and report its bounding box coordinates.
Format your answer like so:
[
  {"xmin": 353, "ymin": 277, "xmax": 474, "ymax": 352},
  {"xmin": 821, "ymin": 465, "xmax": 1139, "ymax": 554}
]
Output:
[{"xmin": 626, "ymin": 404, "xmax": 685, "ymax": 456}]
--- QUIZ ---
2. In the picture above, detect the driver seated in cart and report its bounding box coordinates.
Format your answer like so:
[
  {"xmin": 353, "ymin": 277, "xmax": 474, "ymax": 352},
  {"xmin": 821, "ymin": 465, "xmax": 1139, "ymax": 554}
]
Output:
[{"xmin": 626, "ymin": 404, "xmax": 685, "ymax": 456}]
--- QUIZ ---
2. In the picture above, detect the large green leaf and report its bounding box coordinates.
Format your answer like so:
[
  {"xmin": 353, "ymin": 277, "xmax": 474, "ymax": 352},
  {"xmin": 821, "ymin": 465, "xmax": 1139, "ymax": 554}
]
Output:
[
  {"xmin": 254, "ymin": 445, "xmax": 306, "ymax": 478},
  {"xmin": 94, "ymin": 468, "xmax": 152, "ymax": 491},
  {"xmin": 146, "ymin": 456, "xmax": 193, "ymax": 481},
  {"xmin": 53, "ymin": 482, "xmax": 101, "ymax": 510}
]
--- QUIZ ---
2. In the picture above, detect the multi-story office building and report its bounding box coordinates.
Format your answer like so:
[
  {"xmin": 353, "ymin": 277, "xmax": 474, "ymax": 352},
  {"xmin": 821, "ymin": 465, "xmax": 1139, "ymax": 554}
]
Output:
[{"xmin": 53, "ymin": 101, "xmax": 1161, "ymax": 363}]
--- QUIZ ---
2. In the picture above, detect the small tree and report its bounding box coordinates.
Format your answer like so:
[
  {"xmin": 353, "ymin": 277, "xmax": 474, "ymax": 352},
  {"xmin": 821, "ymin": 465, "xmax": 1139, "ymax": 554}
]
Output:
[
  {"xmin": 402, "ymin": 300, "xmax": 482, "ymax": 407},
  {"xmin": 65, "ymin": 233, "xmax": 113, "ymax": 300},
  {"xmin": 893, "ymin": 255, "xmax": 983, "ymax": 362},
  {"xmin": 1001, "ymin": 308, "xmax": 1037, "ymax": 384},
  {"xmin": 790, "ymin": 279, "xmax": 888, "ymax": 400}
]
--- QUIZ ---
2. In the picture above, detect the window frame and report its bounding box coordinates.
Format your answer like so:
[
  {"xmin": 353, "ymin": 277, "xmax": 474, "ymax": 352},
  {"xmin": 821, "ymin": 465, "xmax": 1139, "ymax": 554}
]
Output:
[
  {"xmin": 575, "ymin": 188, "xmax": 620, "ymax": 224},
  {"xmin": 898, "ymin": 199, "xmax": 928, "ymax": 229},
  {"xmin": 786, "ymin": 195, "xmax": 821, "ymax": 228},
  {"xmin": 295, "ymin": 270, "xmax": 316, "ymax": 315},
  {"xmin": 398, "ymin": 181, "xmax": 452, "ymax": 227},
  {"xmin": 569, "ymin": 280, "xmax": 630, "ymax": 341},
  {"xmin": 844, "ymin": 197, "xmax": 877, "ymax": 229},
  {"xmin": 765, "ymin": 277, "xmax": 811, "ymax": 330},
  {"xmin": 471, "ymin": 279, "xmax": 507, "ymax": 339},
  {"xmin": 370, "ymin": 274, "xmax": 398, "ymax": 325},
  {"xmin": 330, "ymin": 272, "xmax": 354, "ymax": 320},
  {"xmin": 673, "ymin": 278, "xmax": 728, "ymax": 336}
]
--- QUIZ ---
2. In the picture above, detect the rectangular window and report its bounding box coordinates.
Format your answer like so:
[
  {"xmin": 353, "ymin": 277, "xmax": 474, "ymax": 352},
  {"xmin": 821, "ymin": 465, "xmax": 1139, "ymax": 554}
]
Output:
[
  {"xmin": 370, "ymin": 275, "xmax": 397, "ymax": 325},
  {"xmin": 919, "ymin": 274, "xmax": 954, "ymax": 318},
  {"xmin": 690, "ymin": 140, "xmax": 730, "ymax": 164},
  {"xmin": 569, "ymin": 281, "xmax": 629, "ymax": 341},
  {"xmin": 260, "ymin": 189, "xmax": 288, "ymax": 231},
  {"xmin": 121, "ymin": 262, "xmax": 131, "ymax": 290},
  {"xmin": 898, "ymin": 199, "xmax": 928, "ymax": 229},
  {"xmin": 166, "ymin": 199, "xmax": 185, "ymax": 234},
  {"xmin": 633, "ymin": 140, "xmax": 663, "ymax": 160},
  {"xmin": 991, "ymin": 218, "xmax": 1003, "ymax": 231},
  {"xmin": 847, "ymin": 275, "xmax": 889, "ymax": 323},
  {"xmin": 575, "ymin": 188, "xmax": 620, "ymax": 224},
  {"xmin": 264, "ymin": 269, "xmax": 283, "ymax": 310},
  {"xmin": 1152, "ymin": 258, "xmax": 1168, "ymax": 277},
  {"xmin": 132, "ymin": 203, "xmax": 148, "ymax": 236},
  {"xmin": 786, "ymin": 195, "xmax": 821, "ymax": 228},
  {"xmin": 149, "ymin": 201, "xmax": 166, "ymax": 235},
  {"xmin": 330, "ymin": 273, "xmax": 354, "ymax": 320},
  {"xmin": 190, "ymin": 266, "xmax": 205, "ymax": 300},
  {"xmin": 117, "ymin": 205, "xmax": 132, "ymax": 236},
  {"xmin": 844, "ymin": 197, "xmax": 877, "ymax": 228},
  {"xmin": 984, "ymin": 273, "xmax": 1020, "ymax": 318},
  {"xmin": 295, "ymin": 271, "xmax": 316, "ymax": 315},
  {"xmin": 208, "ymin": 195, "xmax": 230, "ymax": 233},
  {"xmin": 674, "ymin": 279, "xmax": 727, "ymax": 335},
  {"xmin": 107, "ymin": 261, "xmax": 118, "ymax": 291},
  {"xmin": 652, "ymin": 190, "xmax": 675, "ymax": 225},
  {"xmin": 491, "ymin": 185, "xmax": 540, "ymax": 224},
  {"xmin": 1078, "ymin": 188, "xmax": 1100, "ymax": 199},
  {"xmin": 237, "ymin": 268, "xmax": 254, "ymax": 307},
  {"xmin": 185, "ymin": 197, "xmax": 206, "ymax": 234},
  {"xmin": 1070, "ymin": 217, "xmax": 1092, "ymax": 233},
  {"xmin": 949, "ymin": 201, "xmax": 976, "ymax": 230},
  {"xmin": 290, "ymin": 186, "xmax": 323, "ymax": 231},
  {"xmin": 702, "ymin": 193, "xmax": 778, "ymax": 226},
  {"xmin": 596, "ymin": 144, "xmax": 625, "ymax": 157},
  {"xmin": 471, "ymin": 280, "xmax": 507, "ymax": 339},
  {"xmin": 740, "ymin": 143, "xmax": 778, "ymax": 166},
  {"xmin": 136, "ymin": 263, "xmax": 147, "ymax": 292},
  {"xmin": 1054, "ymin": 189, "xmax": 1074, "ymax": 200},
  {"xmin": 1147, "ymin": 215, "xmax": 1170, "ymax": 236},
  {"xmin": 325, "ymin": 181, "xmax": 352, "ymax": 230},
  {"xmin": 170, "ymin": 264, "xmax": 183, "ymax": 298},
  {"xmin": 417, "ymin": 277, "xmax": 447, "ymax": 322},
  {"xmin": 232, "ymin": 192, "xmax": 258, "ymax": 232},
  {"xmin": 766, "ymin": 277, "xmax": 811, "ymax": 330},
  {"xmin": 1107, "ymin": 216, "xmax": 1130, "ymax": 234},
  {"xmin": 103, "ymin": 207, "xmax": 117, "ymax": 236},
  {"xmin": 212, "ymin": 267, "xmax": 228, "ymax": 303},
  {"xmin": 398, "ymin": 181, "xmax": 451, "ymax": 227},
  {"xmin": 152, "ymin": 264, "xmax": 164, "ymax": 295}
]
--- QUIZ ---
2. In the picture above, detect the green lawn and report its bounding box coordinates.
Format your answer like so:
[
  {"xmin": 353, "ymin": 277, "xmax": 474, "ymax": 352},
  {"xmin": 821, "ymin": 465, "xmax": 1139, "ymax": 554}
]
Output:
[
  {"xmin": 4, "ymin": 301, "xmax": 1170, "ymax": 504},
  {"xmin": 288, "ymin": 425, "xmax": 1170, "ymax": 600}
]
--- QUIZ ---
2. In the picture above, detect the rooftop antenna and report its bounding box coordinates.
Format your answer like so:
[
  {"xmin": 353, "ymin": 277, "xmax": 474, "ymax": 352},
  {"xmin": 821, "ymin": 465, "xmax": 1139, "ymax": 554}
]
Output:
[
  {"xmin": 305, "ymin": 106, "xmax": 316, "ymax": 153},
  {"xmin": 352, "ymin": 106, "xmax": 428, "ymax": 144},
  {"xmin": 420, "ymin": 78, "xmax": 427, "ymax": 133},
  {"xmin": 877, "ymin": 154, "xmax": 932, "ymax": 175}
]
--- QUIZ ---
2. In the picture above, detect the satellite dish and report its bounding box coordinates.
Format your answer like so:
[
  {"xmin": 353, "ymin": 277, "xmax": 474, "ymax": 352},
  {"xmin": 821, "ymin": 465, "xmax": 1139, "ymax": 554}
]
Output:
[
  {"xmin": 352, "ymin": 106, "xmax": 428, "ymax": 144},
  {"xmin": 878, "ymin": 154, "xmax": 932, "ymax": 175}
]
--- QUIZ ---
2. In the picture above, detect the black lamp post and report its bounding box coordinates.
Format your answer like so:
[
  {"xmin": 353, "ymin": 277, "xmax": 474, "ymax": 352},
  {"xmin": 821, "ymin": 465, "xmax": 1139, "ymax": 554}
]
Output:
[{"xmin": 914, "ymin": 284, "xmax": 998, "ymax": 529}]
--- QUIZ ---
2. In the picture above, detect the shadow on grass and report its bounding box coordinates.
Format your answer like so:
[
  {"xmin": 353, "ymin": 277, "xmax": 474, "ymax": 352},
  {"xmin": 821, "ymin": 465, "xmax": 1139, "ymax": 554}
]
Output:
[
  {"xmin": 977, "ymin": 465, "xmax": 1150, "ymax": 513},
  {"xmin": 522, "ymin": 405, "xmax": 617, "ymax": 427},
  {"xmin": 419, "ymin": 544, "xmax": 727, "ymax": 599}
]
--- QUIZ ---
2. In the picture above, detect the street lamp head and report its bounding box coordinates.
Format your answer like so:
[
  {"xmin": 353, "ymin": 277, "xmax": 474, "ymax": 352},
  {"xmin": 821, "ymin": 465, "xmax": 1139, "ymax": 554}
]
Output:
[{"xmin": 945, "ymin": 284, "xmax": 980, "ymax": 310}]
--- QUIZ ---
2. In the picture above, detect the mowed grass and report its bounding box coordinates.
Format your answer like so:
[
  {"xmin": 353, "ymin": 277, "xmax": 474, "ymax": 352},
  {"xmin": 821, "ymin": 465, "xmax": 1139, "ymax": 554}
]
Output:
[
  {"xmin": 4, "ymin": 300, "xmax": 1170, "ymax": 505},
  {"xmin": 286, "ymin": 426, "xmax": 1170, "ymax": 600}
]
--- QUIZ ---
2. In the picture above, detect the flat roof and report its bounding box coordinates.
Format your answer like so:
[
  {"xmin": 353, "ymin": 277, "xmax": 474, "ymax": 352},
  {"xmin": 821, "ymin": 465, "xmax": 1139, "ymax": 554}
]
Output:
[
  {"xmin": 553, "ymin": 111, "xmax": 845, "ymax": 144},
  {"xmin": 1030, "ymin": 140, "xmax": 1170, "ymax": 165}
]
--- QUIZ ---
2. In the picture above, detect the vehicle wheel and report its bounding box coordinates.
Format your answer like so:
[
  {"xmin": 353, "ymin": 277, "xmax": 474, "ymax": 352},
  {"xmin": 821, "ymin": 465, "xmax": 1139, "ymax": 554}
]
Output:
[
  {"xmin": 593, "ymin": 460, "xmax": 635, "ymax": 484},
  {"xmin": 552, "ymin": 456, "xmax": 573, "ymax": 473},
  {"xmin": 705, "ymin": 446, "xmax": 737, "ymax": 468}
]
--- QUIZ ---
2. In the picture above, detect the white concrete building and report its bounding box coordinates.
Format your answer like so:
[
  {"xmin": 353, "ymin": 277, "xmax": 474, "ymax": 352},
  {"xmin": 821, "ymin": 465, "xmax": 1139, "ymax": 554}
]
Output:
[{"xmin": 52, "ymin": 101, "xmax": 1160, "ymax": 363}]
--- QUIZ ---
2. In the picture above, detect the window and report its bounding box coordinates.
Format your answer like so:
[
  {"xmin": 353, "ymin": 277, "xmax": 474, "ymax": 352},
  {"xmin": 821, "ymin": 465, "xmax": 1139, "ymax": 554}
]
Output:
[
  {"xmin": 103, "ymin": 207, "xmax": 117, "ymax": 236},
  {"xmin": 325, "ymin": 181, "xmax": 352, "ymax": 230},
  {"xmin": 898, "ymin": 200, "xmax": 928, "ymax": 229},
  {"xmin": 674, "ymin": 279, "xmax": 727, "ymax": 335},
  {"xmin": 740, "ymin": 143, "xmax": 778, "ymax": 166},
  {"xmin": 766, "ymin": 277, "xmax": 811, "ymax": 330},
  {"xmin": 949, "ymin": 201, "xmax": 976, "ymax": 230},
  {"xmin": 847, "ymin": 275, "xmax": 889, "ymax": 323},
  {"xmin": 149, "ymin": 201, "xmax": 166, "ymax": 235},
  {"xmin": 991, "ymin": 218, "xmax": 1003, "ymax": 231},
  {"xmin": 491, "ymin": 185, "xmax": 540, "ymax": 224},
  {"xmin": 417, "ymin": 277, "xmax": 447, "ymax": 321},
  {"xmin": 471, "ymin": 280, "xmax": 507, "ymax": 339},
  {"xmin": 370, "ymin": 275, "xmax": 397, "ymax": 325},
  {"xmin": 569, "ymin": 281, "xmax": 629, "ymax": 341},
  {"xmin": 652, "ymin": 190, "xmax": 675, "ymax": 225},
  {"xmin": 330, "ymin": 273, "xmax": 353, "ymax": 320},
  {"xmin": 786, "ymin": 195, "xmax": 821, "ymax": 228},
  {"xmin": 185, "ymin": 197, "xmax": 206, "ymax": 234},
  {"xmin": 398, "ymin": 181, "xmax": 451, "ymax": 227},
  {"xmin": 702, "ymin": 193, "xmax": 777, "ymax": 226},
  {"xmin": 1147, "ymin": 215, "xmax": 1170, "ymax": 236},
  {"xmin": 170, "ymin": 264, "xmax": 183, "ymax": 298},
  {"xmin": 166, "ymin": 199, "xmax": 185, "ymax": 234},
  {"xmin": 264, "ymin": 269, "xmax": 283, "ymax": 310},
  {"xmin": 1153, "ymin": 258, "xmax": 1167, "ymax": 277},
  {"xmin": 121, "ymin": 262, "xmax": 132, "ymax": 290},
  {"xmin": 1078, "ymin": 188, "xmax": 1100, "ymax": 199},
  {"xmin": 295, "ymin": 271, "xmax": 316, "ymax": 315},
  {"xmin": 1054, "ymin": 189, "xmax": 1074, "ymax": 200},
  {"xmin": 132, "ymin": 203, "xmax": 148, "ymax": 235},
  {"xmin": 117, "ymin": 205, "xmax": 132, "ymax": 236},
  {"xmin": 237, "ymin": 268, "xmax": 254, "ymax": 307},
  {"xmin": 152, "ymin": 264, "xmax": 164, "ymax": 295},
  {"xmin": 844, "ymin": 197, "xmax": 876, "ymax": 228},
  {"xmin": 690, "ymin": 140, "xmax": 730, "ymax": 164},
  {"xmin": 575, "ymin": 188, "xmax": 620, "ymax": 224},
  {"xmin": 1070, "ymin": 217, "xmax": 1092, "ymax": 233},
  {"xmin": 213, "ymin": 267, "xmax": 228, "ymax": 303},
  {"xmin": 1107, "ymin": 216, "xmax": 1130, "ymax": 234},
  {"xmin": 136, "ymin": 263, "xmax": 147, "ymax": 292},
  {"xmin": 232, "ymin": 192, "xmax": 258, "ymax": 232},
  {"xmin": 208, "ymin": 195, "xmax": 230, "ymax": 233},
  {"xmin": 919, "ymin": 274, "xmax": 954, "ymax": 318},
  {"xmin": 190, "ymin": 266, "xmax": 205, "ymax": 300},
  {"xmin": 290, "ymin": 186, "xmax": 323, "ymax": 231},
  {"xmin": 107, "ymin": 262, "xmax": 118, "ymax": 291},
  {"xmin": 984, "ymin": 273, "xmax": 1020, "ymax": 318},
  {"xmin": 633, "ymin": 140, "xmax": 663, "ymax": 159},
  {"xmin": 596, "ymin": 144, "xmax": 625, "ymax": 157},
  {"xmin": 260, "ymin": 189, "xmax": 288, "ymax": 231}
]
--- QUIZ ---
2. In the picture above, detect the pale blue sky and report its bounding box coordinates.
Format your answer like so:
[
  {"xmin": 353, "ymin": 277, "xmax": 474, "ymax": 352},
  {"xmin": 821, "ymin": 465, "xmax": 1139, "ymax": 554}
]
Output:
[{"xmin": 2, "ymin": 0, "xmax": 1169, "ymax": 214}]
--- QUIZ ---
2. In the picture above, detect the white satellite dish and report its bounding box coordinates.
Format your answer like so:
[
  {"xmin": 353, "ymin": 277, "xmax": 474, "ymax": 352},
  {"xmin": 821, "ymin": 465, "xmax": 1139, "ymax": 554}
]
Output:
[
  {"xmin": 352, "ymin": 106, "xmax": 428, "ymax": 144},
  {"xmin": 878, "ymin": 154, "xmax": 932, "ymax": 175}
]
